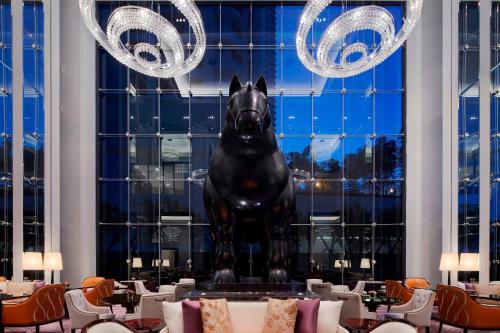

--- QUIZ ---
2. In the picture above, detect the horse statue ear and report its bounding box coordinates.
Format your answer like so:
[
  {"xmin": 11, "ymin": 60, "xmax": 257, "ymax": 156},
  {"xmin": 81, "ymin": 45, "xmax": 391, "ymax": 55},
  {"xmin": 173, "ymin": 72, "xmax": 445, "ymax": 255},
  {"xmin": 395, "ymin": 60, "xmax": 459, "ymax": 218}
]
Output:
[
  {"xmin": 255, "ymin": 76, "xmax": 267, "ymax": 96},
  {"xmin": 229, "ymin": 75, "xmax": 242, "ymax": 96}
]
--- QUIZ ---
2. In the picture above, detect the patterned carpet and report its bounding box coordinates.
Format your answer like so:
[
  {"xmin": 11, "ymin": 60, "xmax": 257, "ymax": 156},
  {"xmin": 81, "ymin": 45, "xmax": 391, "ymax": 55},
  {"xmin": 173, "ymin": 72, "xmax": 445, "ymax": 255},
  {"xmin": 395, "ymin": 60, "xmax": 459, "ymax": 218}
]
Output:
[{"xmin": 3, "ymin": 304, "xmax": 500, "ymax": 332}]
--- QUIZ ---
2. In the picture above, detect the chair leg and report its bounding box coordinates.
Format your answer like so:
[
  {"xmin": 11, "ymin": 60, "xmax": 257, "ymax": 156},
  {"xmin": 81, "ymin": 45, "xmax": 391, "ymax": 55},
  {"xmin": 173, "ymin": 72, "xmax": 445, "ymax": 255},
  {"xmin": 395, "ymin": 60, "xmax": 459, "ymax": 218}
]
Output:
[
  {"xmin": 463, "ymin": 329, "xmax": 467, "ymax": 333},
  {"xmin": 36, "ymin": 325, "xmax": 40, "ymax": 333},
  {"xmin": 59, "ymin": 319, "xmax": 65, "ymax": 332},
  {"xmin": 71, "ymin": 329, "xmax": 76, "ymax": 333},
  {"xmin": 425, "ymin": 326, "xmax": 430, "ymax": 333},
  {"xmin": 438, "ymin": 322, "xmax": 443, "ymax": 333},
  {"xmin": 110, "ymin": 305, "xmax": 114, "ymax": 313}
]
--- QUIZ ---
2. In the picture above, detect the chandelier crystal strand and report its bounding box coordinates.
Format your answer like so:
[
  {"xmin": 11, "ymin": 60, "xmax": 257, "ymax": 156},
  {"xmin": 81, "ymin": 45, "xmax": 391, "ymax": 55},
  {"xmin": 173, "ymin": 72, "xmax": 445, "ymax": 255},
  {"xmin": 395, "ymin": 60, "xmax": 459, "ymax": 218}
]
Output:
[
  {"xmin": 296, "ymin": 0, "xmax": 423, "ymax": 78},
  {"xmin": 79, "ymin": 0, "xmax": 206, "ymax": 78}
]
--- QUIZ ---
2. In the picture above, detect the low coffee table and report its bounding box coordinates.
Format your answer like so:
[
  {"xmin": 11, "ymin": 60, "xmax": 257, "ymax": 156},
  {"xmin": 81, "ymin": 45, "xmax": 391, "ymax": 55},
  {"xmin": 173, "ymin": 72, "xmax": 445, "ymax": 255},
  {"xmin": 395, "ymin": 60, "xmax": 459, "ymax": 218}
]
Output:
[
  {"xmin": 345, "ymin": 318, "xmax": 381, "ymax": 333},
  {"xmin": 124, "ymin": 318, "xmax": 165, "ymax": 333},
  {"xmin": 102, "ymin": 293, "xmax": 141, "ymax": 314},
  {"xmin": 362, "ymin": 295, "xmax": 399, "ymax": 312}
]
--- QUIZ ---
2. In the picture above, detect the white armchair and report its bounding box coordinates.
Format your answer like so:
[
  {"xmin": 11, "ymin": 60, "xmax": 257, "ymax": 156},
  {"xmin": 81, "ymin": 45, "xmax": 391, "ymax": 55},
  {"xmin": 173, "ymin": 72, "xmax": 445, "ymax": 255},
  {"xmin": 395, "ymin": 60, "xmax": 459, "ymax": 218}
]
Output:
[
  {"xmin": 126, "ymin": 292, "xmax": 174, "ymax": 323},
  {"xmin": 351, "ymin": 281, "xmax": 366, "ymax": 294},
  {"xmin": 367, "ymin": 321, "xmax": 417, "ymax": 333},
  {"xmin": 385, "ymin": 288, "xmax": 435, "ymax": 332},
  {"xmin": 134, "ymin": 281, "xmax": 152, "ymax": 295},
  {"xmin": 329, "ymin": 292, "xmax": 377, "ymax": 326},
  {"xmin": 306, "ymin": 279, "xmax": 324, "ymax": 292},
  {"xmin": 65, "ymin": 290, "xmax": 115, "ymax": 333}
]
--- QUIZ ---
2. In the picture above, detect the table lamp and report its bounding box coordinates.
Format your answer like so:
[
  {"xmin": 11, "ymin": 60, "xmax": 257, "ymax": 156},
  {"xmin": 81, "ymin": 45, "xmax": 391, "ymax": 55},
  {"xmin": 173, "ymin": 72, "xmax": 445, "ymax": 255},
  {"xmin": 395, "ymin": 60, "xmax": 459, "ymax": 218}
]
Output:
[
  {"xmin": 459, "ymin": 253, "xmax": 479, "ymax": 282},
  {"xmin": 360, "ymin": 258, "xmax": 371, "ymax": 269},
  {"xmin": 44, "ymin": 252, "xmax": 63, "ymax": 284},
  {"xmin": 439, "ymin": 252, "xmax": 459, "ymax": 285},
  {"xmin": 152, "ymin": 259, "xmax": 160, "ymax": 268},
  {"xmin": 132, "ymin": 257, "xmax": 143, "ymax": 278},
  {"xmin": 23, "ymin": 252, "xmax": 43, "ymax": 281},
  {"xmin": 334, "ymin": 260, "xmax": 342, "ymax": 268},
  {"xmin": 162, "ymin": 259, "xmax": 170, "ymax": 270}
]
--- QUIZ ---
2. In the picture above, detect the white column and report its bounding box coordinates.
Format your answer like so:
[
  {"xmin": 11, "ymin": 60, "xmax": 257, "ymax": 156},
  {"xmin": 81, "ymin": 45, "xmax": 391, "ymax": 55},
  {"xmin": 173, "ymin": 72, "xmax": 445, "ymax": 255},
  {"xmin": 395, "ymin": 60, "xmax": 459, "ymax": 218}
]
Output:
[
  {"xmin": 59, "ymin": 0, "xmax": 96, "ymax": 284},
  {"xmin": 11, "ymin": 0, "xmax": 23, "ymax": 281},
  {"xmin": 479, "ymin": 0, "xmax": 492, "ymax": 283},
  {"xmin": 406, "ymin": 0, "xmax": 444, "ymax": 286},
  {"xmin": 43, "ymin": 0, "xmax": 61, "ymax": 282},
  {"xmin": 441, "ymin": 0, "xmax": 459, "ymax": 285}
]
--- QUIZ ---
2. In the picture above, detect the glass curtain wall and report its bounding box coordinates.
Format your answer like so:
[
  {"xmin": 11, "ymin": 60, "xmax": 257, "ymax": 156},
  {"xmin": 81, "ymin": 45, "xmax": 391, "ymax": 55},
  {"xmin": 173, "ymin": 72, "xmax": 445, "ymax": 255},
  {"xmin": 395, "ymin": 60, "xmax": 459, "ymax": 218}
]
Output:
[
  {"xmin": 491, "ymin": 1, "xmax": 500, "ymax": 281},
  {"xmin": 458, "ymin": 1, "xmax": 480, "ymax": 282},
  {"xmin": 97, "ymin": 1, "xmax": 405, "ymax": 284},
  {"xmin": 22, "ymin": 1, "xmax": 44, "ymax": 264},
  {"xmin": 0, "ymin": 1, "xmax": 11, "ymax": 278}
]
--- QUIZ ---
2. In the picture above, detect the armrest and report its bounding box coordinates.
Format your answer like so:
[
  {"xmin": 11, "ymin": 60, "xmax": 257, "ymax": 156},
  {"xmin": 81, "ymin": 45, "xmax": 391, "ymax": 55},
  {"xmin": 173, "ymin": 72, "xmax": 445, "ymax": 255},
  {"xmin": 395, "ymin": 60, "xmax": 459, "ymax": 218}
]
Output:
[
  {"xmin": 389, "ymin": 300, "xmax": 413, "ymax": 313},
  {"xmin": 338, "ymin": 325, "xmax": 349, "ymax": 333},
  {"xmin": 85, "ymin": 301, "xmax": 112, "ymax": 314},
  {"xmin": 2, "ymin": 295, "xmax": 39, "ymax": 325}
]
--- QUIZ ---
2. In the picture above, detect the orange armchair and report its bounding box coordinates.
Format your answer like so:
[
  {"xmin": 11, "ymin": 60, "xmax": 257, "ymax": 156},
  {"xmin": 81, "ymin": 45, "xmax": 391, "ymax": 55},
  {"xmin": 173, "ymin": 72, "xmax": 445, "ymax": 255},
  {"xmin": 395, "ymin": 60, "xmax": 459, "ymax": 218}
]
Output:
[
  {"xmin": 385, "ymin": 280, "xmax": 413, "ymax": 304},
  {"xmin": 404, "ymin": 277, "xmax": 430, "ymax": 290},
  {"xmin": 81, "ymin": 276, "xmax": 105, "ymax": 292},
  {"xmin": 1, "ymin": 284, "xmax": 65, "ymax": 333},
  {"xmin": 437, "ymin": 285, "xmax": 500, "ymax": 332},
  {"xmin": 84, "ymin": 279, "xmax": 115, "ymax": 307}
]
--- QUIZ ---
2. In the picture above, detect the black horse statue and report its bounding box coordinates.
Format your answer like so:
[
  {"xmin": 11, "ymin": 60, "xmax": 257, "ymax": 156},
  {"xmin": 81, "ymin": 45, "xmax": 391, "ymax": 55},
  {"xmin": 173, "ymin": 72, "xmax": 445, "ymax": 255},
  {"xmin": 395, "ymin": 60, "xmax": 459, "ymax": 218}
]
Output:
[{"xmin": 203, "ymin": 75, "xmax": 296, "ymax": 284}]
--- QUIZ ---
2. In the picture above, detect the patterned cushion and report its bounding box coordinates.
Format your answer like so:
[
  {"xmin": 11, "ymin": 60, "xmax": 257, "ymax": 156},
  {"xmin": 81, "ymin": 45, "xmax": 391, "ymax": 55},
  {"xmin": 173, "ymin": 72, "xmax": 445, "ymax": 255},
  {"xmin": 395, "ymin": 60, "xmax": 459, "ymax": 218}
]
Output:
[
  {"xmin": 262, "ymin": 298, "xmax": 299, "ymax": 333},
  {"xmin": 294, "ymin": 299, "xmax": 320, "ymax": 333},
  {"xmin": 6, "ymin": 281, "xmax": 35, "ymax": 295},
  {"xmin": 200, "ymin": 298, "xmax": 233, "ymax": 333}
]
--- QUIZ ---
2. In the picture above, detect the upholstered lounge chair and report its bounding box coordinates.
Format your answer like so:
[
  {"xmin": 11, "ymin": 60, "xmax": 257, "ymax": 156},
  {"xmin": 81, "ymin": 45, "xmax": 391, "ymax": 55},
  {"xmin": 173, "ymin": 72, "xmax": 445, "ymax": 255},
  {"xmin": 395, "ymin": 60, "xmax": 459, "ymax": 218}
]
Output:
[
  {"xmin": 65, "ymin": 289, "xmax": 116, "ymax": 333},
  {"xmin": 385, "ymin": 288, "xmax": 435, "ymax": 333},
  {"xmin": 1, "ymin": 284, "xmax": 65, "ymax": 333}
]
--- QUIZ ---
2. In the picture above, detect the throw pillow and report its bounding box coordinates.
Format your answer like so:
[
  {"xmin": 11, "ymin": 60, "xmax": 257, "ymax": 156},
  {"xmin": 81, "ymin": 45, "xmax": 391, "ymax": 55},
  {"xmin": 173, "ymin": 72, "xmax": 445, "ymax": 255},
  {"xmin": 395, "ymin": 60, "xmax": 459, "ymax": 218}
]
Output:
[
  {"xmin": 316, "ymin": 301, "xmax": 343, "ymax": 333},
  {"xmin": 294, "ymin": 299, "xmax": 320, "ymax": 333},
  {"xmin": 182, "ymin": 300, "xmax": 203, "ymax": 333},
  {"xmin": 34, "ymin": 280, "xmax": 46, "ymax": 290},
  {"xmin": 162, "ymin": 301, "xmax": 184, "ymax": 333},
  {"xmin": 262, "ymin": 298, "xmax": 299, "ymax": 333},
  {"xmin": 199, "ymin": 298, "xmax": 233, "ymax": 333}
]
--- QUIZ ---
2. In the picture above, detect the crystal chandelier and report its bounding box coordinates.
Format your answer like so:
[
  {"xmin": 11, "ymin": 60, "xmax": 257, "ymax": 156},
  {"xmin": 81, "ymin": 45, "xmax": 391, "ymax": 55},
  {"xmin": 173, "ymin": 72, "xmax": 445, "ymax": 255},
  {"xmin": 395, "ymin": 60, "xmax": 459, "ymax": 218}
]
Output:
[
  {"xmin": 296, "ymin": 0, "xmax": 423, "ymax": 78},
  {"xmin": 79, "ymin": 0, "xmax": 206, "ymax": 78}
]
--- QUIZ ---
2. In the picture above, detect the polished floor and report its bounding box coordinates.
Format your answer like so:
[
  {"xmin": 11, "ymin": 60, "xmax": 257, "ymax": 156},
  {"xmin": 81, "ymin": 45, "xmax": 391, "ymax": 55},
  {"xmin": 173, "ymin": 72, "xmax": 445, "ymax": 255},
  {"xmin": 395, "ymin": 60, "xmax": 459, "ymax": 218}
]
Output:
[{"xmin": 3, "ymin": 305, "xmax": 500, "ymax": 332}]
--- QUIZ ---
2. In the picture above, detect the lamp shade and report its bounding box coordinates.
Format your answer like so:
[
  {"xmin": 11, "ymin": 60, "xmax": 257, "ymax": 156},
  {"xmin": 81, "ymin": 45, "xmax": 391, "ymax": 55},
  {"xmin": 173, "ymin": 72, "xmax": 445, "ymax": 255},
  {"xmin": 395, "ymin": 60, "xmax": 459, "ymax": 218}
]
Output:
[
  {"xmin": 439, "ymin": 252, "xmax": 460, "ymax": 271},
  {"xmin": 162, "ymin": 259, "xmax": 170, "ymax": 268},
  {"xmin": 132, "ymin": 257, "xmax": 143, "ymax": 269},
  {"xmin": 459, "ymin": 253, "xmax": 479, "ymax": 271},
  {"xmin": 334, "ymin": 260, "xmax": 342, "ymax": 268},
  {"xmin": 23, "ymin": 252, "xmax": 44, "ymax": 270},
  {"xmin": 360, "ymin": 258, "xmax": 371, "ymax": 269},
  {"xmin": 152, "ymin": 259, "xmax": 160, "ymax": 267},
  {"xmin": 44, "ymin": 252, "xmax": 63, "ymax": 270}
]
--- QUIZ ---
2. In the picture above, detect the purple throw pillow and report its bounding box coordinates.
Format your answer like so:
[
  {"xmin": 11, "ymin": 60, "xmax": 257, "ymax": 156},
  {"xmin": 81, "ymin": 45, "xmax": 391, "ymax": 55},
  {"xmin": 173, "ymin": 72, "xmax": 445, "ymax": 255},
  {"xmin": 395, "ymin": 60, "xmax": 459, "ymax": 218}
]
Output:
[
  {"xmin": 295, "ymin": 298, "xmax": 320, "ymax": 333},
  {"xmin": 465, "ymin": 282, "xmax": 474, "ymax": 290},
  {"xmin": 34, "ymin": 281, "xmax": 46, "ymax": 290},
  {"xmin": 182, "ymin": 300, "xmax": 203, "ymax": 333}
]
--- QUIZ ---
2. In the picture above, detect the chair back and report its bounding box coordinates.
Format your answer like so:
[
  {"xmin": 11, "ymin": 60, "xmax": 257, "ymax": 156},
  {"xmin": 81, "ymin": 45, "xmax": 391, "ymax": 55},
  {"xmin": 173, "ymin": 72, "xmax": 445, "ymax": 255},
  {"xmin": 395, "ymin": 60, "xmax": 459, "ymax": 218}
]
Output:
[
  {"xmin": 306, "ymin": 279, "xmax": 323, "ymax": 292},
  {"xmin": 174, "ymin": 282, "xmax": 195, "ymax": 301},
  {"xmin": 367, "ymin": 320, "xmax": 417, "ymax": 333},
  {"xmin": 34, "ymin": 284, "xmax": 66, "ymax": 323},
  {"xmin": 65, "ymin": 289, "xmax": 87, "ymax": 312},
  {"xmin": 329, "ymin": 292, "xmax": 363, "ymax": 326},
  {"xmin": 351, "ymin": 281, "xmax": 366, "ymax": 294},
  {"xmin": 437, "ymin": 285, "xmax": 500, "ymax": 330},
  {"xmin": 404, "ymin": 277, "xmax": 430, "ymax": 290},
  {"xmin": 311, "ymin": 283, "xmax": 333, "ymax": 300},
  {"xmin": 82, "ymin": 320, "xmax": 138, "ymax": 333},
  {"xmin": 82, "ymin": 276, "xmax": 105, "ymax": 289},
  {"xmin": 85, "ymin": 279, "xmax": 115, "ymax": 306},
  {"xmin": 331, "ymin": 285, "xmax": 350, "ymax": 293},
  {"xmin": 178, "ymin": 278, "xmax": 195, "ymax": 284},
  {"xmin": 134, "ymin": 281, "xmax": 150, "ymax": 295},
  {"xmin": 385, "ymin": 280, "xmax": 413, "ymax": 304},
  {"xmin": 135, "ymin": 293, "xmax": 172, "ymax": 323},
  {"xmin": 410, "ymin": 288, "xmax": 435, "ymax": 311}
]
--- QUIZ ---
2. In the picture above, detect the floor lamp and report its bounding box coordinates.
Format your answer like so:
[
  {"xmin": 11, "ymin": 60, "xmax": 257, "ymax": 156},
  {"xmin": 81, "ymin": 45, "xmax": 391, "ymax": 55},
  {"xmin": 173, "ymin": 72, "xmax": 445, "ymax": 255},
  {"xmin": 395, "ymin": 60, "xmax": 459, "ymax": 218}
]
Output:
[
  {"xmin": 44, "ymin": 252, "xmax": 63, "ymax": 284},
  {"xmin": 439, "ymin": 252, "xmax": 459, "ymax": 285}
]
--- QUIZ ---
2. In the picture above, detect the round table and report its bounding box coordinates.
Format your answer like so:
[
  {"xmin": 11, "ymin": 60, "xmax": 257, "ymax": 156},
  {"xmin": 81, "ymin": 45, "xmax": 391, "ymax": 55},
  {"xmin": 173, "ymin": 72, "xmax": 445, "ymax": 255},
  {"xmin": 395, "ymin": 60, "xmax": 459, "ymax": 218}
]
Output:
[
  {"xmin": 362, "ymin": 295, "xmax": 399, "ymax": 312},
  {"xmin": 345, "ymin": 319, "xmax": 381, "ymax": 333},
  {"xmin": 102, "ymin": 293, "xmax": 141, "ymax": 314},
  {"xmin": 123, "ymin": 318, "xmax": 165, "ymax": 333}
]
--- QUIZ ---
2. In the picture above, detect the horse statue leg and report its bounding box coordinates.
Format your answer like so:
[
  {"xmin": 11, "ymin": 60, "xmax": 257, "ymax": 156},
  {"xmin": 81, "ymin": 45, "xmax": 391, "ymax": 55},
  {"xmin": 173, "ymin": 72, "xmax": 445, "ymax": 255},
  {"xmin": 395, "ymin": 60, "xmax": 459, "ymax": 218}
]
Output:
[
  {"xmin": 204, "ymin": 176, "xmax": 236, "ymax": 283},
  {"xmin": 266, "ymin": 177, "xmax": 296, "ymax": 283}
]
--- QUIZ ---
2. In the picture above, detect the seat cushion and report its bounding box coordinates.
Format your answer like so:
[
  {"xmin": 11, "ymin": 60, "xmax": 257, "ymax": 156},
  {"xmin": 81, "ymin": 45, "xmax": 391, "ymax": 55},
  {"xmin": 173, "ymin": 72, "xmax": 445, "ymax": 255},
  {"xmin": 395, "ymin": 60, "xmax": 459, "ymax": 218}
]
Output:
[
  {"xmin": 98, "ymin": 313, "xmax": 116, "ymax": 320},
  {"xmin": 182, "ymin": 300, "xmax": 203, "ymax": 333},
  {"xmin": 384, "ymin": 313, "xmax": 404, "ymax": 320},
  {"xmin": 6, "ymin": 281, "xmax": 35, "ymax": 295},
  {"xmin": 162, "ymin": 301, "xmax": 184, "ymax": 333},
  {"xmin": 262, "ymin": 298, "xmax": 299, "ymax": 333},
  {"xmin": 317, "ymin": 301, "xmax": 343, "ymax": 333}
]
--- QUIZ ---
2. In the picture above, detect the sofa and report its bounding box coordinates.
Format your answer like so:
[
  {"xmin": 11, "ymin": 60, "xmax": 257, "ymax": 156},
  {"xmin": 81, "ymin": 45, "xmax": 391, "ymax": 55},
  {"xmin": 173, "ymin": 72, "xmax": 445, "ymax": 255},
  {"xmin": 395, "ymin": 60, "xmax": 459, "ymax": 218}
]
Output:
[
  {"xmin": 0, "ymin": 281, "xmax": 45, "ymax": 295},
  {"xmin": 160, "ymin": 300, "xmax": 348, "ymax": 333}
]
